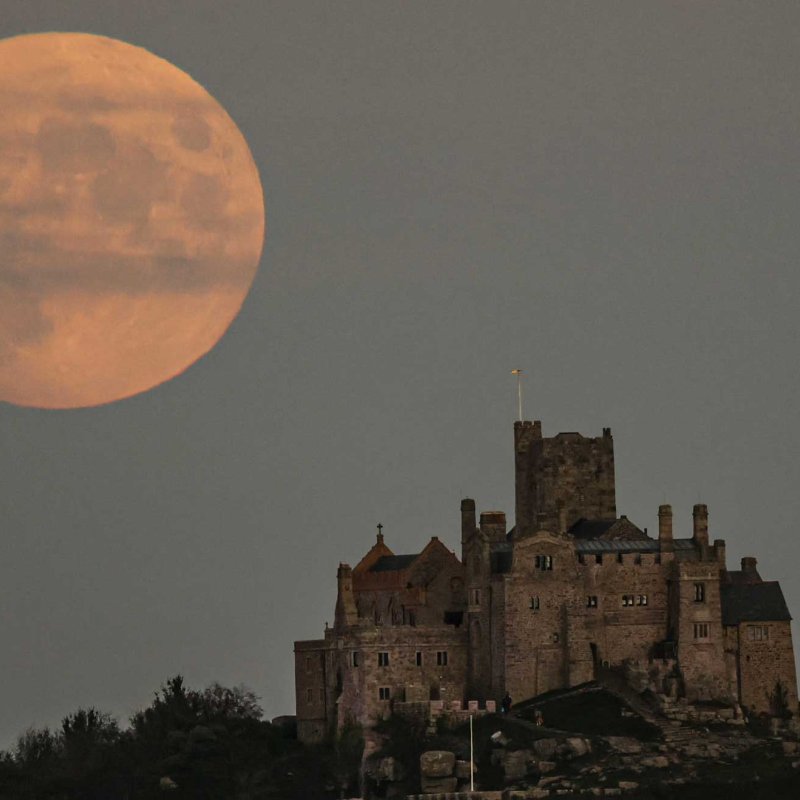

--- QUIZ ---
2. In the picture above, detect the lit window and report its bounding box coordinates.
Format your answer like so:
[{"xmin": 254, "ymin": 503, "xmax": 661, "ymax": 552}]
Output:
[
  {"xmin": 416, "ymin": 651, "xmax": 422, "ymax": 666},
  {"xmin": 587, "ymin": 595, "xmax": 598, "ymax": 608},
  {"xmin": 378, "ymin": 652, "xmax": 389, "ymax": 667},
  {"xmin": 379, "ymin": 687, "xmax": 391, "ymax": 701},
  {"xmin": 622, "ymin": 594, "xmax": 635, "ymax": 607},
  {"xmin": 693, "ymin": 623, "xmax": 709, "ymax": 639},
  {"xmin": 694, "ymin": 583, "xmax": 706, "ymax": 603},
  {"xmin": 530, "ymin": 596, "xmax": 540, "ymax": 610},
  {"xmin": 637, "ymin": 595, "xmax": 648, "ymax": 606},
  {"xmin": 436, "ymin": 651, "xmax": 448, "ymax": 666}
]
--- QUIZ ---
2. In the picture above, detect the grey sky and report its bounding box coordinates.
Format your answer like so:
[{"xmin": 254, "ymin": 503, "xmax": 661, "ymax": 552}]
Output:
[{"xmin": 1, "ymin": 1, "xmax": 799, "ymax": 746}]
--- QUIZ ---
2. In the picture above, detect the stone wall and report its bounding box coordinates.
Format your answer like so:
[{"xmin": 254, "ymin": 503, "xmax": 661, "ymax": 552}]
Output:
[
  {"xmin": 294, "ymin": 639, "xmax": 328, "ymax": 742},
  {"xmin": 335, "ymin": 624, "xmax": 468, "ymax": 729},
  {"xmin": 734, "ymin": 620, "xmax": 799, "ymax": 715}
]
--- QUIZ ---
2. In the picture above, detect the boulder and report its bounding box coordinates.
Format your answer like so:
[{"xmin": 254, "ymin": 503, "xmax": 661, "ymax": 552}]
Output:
[
  {"xmin": 605, "ymin": 736, "xmax": 643, "ymax": 754},
  {"xmin": 619, "ymin": 781, "xmax": 640, "ymax": 791},
  {"xmin": 455, "ymin": 759, "xmax": 477, "ymax": 779},
  {"xmin": 420, "ymin": 750, "xmax": 456, "ymax": 778},
  {"xmin": 782, "ymin": 740, "xmax": 799, "ymax": 756},
  {"xmin": 502, "ymin": 749, "xmax": 532, "ymax": 781},
  {"xmin": 565, "ymin": 736, "xmax": 591, "ymax": 757},
  {"xmin": 641, "ymin": 755, "xmax": 669, "ymax": 768},
  {"xmin": 491, "ymin": 730, "xmax": 511, "ymax": 747},
  {"xmin": 420, "ymin": 775, "xmax": 457, "ymax": 793},
  {"xmin": 533, "ymin": 738, "xmax": 558, "ymax": 758}
]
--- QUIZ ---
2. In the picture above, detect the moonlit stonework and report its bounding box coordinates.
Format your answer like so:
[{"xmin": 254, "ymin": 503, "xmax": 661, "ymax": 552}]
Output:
[{"xmin": 0, "ymin": 33, "xmax": 265, "ymax": 408}]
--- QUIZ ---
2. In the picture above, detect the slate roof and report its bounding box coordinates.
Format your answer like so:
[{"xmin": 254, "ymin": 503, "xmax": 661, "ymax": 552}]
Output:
[
  {"xmin": 369, "ymin": 554, "xmax": 419, "ymax": 572},
  {"xmin": 725, "ymin": 569, "xmax": 763, "ymax": 585},
  {"xmin": 568, "ymin": 519, "xmax": 617, "ymax": 539},
  {"xmin": 574, "ymin": 538, "xmax": 695, "ymax": 554},
  {"xmin": 721, "ymin": 581, "xmax": 792, "ymax": 625}
]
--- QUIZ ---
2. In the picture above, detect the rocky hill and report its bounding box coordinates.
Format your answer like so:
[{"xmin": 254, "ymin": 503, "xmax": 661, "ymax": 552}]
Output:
[{"xmin": 364, "ymin": 684, "xmax": 800, "ymax": 799}]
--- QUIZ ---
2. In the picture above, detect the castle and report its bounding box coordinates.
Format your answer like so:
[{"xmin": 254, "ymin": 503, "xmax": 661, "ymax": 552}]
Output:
[{"xmin": 294, "ymin": 421, "xmax": 797, "ymax": 742}]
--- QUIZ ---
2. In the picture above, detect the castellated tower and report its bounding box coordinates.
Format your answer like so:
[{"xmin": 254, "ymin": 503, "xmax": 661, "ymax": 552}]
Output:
[{"xmin": 514, "ymin": 420, "xmax": 616, "ymax": 536}]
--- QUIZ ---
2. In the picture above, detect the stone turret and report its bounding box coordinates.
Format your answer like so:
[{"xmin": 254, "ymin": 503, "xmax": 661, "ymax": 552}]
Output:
[{"xmin": 334, "ymin": 563, "xmax": 358, "ymax": 629}]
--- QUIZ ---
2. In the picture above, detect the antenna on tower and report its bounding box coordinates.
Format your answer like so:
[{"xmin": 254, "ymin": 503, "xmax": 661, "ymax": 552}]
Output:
[{"xmin": 511, "ymin": 369, "xmax": 523, "ymax": 421}]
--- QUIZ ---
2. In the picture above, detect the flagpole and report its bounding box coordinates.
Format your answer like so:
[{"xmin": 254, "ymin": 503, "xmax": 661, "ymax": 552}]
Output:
[
  {"xmin": 512, "ymin": 369, "xmax": 523, "ymax": 421},
  {"xmin": 469, "ymin": 713, "xmax": 474, "ymax": 792}
]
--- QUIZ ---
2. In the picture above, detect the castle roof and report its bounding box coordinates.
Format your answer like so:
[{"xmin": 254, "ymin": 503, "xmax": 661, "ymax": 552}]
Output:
[
  {"xmin": 574, "ymin": 537, "xmax": 694, "ymax": 554},
  {"xmin": 721, "ymin": 581, "xmax": 792, "ymax": 625},
  {"xmin": 569, "ymin": 516, "xmax": 647, "ymax": 540},
  {"xmin": 369, "ymin": 554, "xmax": 419, "ymax": 572}
]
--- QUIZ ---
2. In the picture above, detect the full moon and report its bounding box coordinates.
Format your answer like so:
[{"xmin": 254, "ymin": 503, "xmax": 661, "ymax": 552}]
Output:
[{"xmin": 0, "ymin": 33, "xmax": 265, "ymax": 408}]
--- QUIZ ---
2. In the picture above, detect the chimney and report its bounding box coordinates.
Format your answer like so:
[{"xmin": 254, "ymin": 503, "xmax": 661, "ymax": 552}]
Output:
[
  {"xmin": 658, "ymin": 504, "xmax": 673, "ymax": 546},
  {"xmin": 692, "ymin": 504, "xmax": 709, "ymax": 547},
  {"xmin": 479, "ymin": 511, "xmax": 507, "ymax": 543},
  {"xmin": 461, "ymin": 498, "xmax": 476, "ymax": 541},
  {"xmin": 740, "ymin": 556, "xmax": 761, "ymax": 582}
]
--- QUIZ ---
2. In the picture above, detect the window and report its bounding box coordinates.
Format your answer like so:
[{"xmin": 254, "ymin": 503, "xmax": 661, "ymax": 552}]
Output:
[
  {"xmin": 416, "ymin": 651, "xmax": 423, "ymax": 667},
  {"xmin": 637, "ymin": 594, "xmax": 648, "ymax": 606},
  {"xmin": 747, "ymin": 625, "xmax": 769, "ymax": 641},
  {"xmin": 553, "ymin": 633, "xmax": 560, "ymax": 643},
  {"xmin": 350, "ymin": 651, "xmax": 359, "ymax": 668},
  {"xmin": 407, "ymin": 610, "xmax": 417, "ymax": 627},
  {"xmin": 530, "ymin": 596, "xmax": 540, "ymax": 610},
  {"xmin": 470, "ymin": 588, "xmax": 481, "ymax": 606},
  {"xmin": 622, "ymin": 594, "xmax": 635, "ymax": 607},
  {"xmin": 378, "ymin": 652, "xmax": 390, "ymax": 667},
  {"xmin": 535, "ymin": 555, "xmax": 553, "ymax": 571},
  {"xmin": 617, "ymin": 553, "xmax": 624, "ymax": 564},
  {"xmin": 694, "ymin": 583, "xmax": 706, "ymax": 603},
  {"xmin": 595, "ymin": 554, "xmax": 603, "ymax": 565},
  {"xmin": 306, "ymin": 688, "xmax": 313, "ymax": 703},
  {"xmin": 305, "ymin": 656, "xmax": 312, "ymax": 673},
  {"xmin": 379, "ymin": 687, "xmax": 391, "ymax": 701},
  {"xmin": 319, "ymin": 689, "xmax": 324, "ymax": 702},
  {"xmin": 693, "ymin": 623, "xmax": 709, "ymax": 639},
  {"xmin": 436, "ymin": 651, "xmax": 448, "ymax": 666},
  {"xmin": 444, "ymin": 611, "xmax": 464, "ymax": 626},
  {"xmin": 577, "ymin": 554, "xmax": 585, "ymax": 564},
  {"xmin": 634, "ymin": 554, "xmax": 642, "ymax": 565},
  {"xmin": 587, "ymin": 595, "xmax": 598, "ymax": 608}
]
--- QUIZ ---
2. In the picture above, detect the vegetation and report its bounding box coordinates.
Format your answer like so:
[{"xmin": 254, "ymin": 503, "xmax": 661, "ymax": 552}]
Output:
[{"xmin": 0, "ymin": 676, "xmax": 356, "ymax": 800}]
